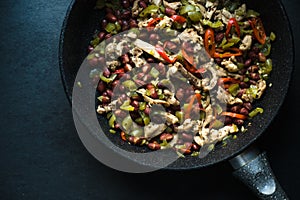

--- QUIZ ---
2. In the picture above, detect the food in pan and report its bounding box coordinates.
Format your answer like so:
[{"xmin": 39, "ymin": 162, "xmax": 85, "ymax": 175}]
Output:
[{"xmin": 87, "ymin": 0, "xmax": 275, "ymax": 157}]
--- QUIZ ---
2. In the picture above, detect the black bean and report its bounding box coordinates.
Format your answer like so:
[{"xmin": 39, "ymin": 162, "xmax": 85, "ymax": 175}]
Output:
[
  {"xmin": 118, "ymin": 85, "xmax": 126, "ymax": 92},
  {"xmin": 121, "ymin": 10, "xmax": 131, "ymax": 19},
  {"xmin": 102, "ymin": 95, "xmax": 111, "ymax": 103},
  {"xmin": 97, "ymin": 81, "xmax": 106, "ymax": 93},
  {"xmin": 230, "ymin": 105, "xmax": 241, "ymax": 113},
  {"xmin": 115, "ymin": 10, "xmax": 121, "ymax": 18},
  {"xmin": 249, "ymin": 80, "xmax": 257, "ymax": 85},
  {"xmin": 252, "ymin": 46, "xmax": 260, "ymax": 53},
  {"xmin": 106, "ymin": 13, "xmax": 117, "ymax": 23},
  {"xmin": 165, "ymin": 41, "xmax": 177, "ymax": 50},
  {"xmin": 215, "ymin": 32, "xmax": 224, "ymax": 43},
  {"xmin": 137, "ymin": 72, "xmax": 144, "ymax": 79},
  {"xmin": 156, "ymin": 62, "xmax": 166, "ymax": 75},
  {"xmin": 101, "ymin": 19, "xmax": 108, "ymax": 29},
  {"xmin": 148, "ymin": 142, "xmax": 160, "ymax": 150},
  {"xmin": 143, "ymin": 74, "xmax": 152, "ymax": 82},
  {"xmin": 103, "ymin": 68, "xmax": 110, "ymax": 77},
  {"xmin": 236, "ymin": 89, "xmax": 246, "ymax": 98},
  {"xmin": 129, "ymin": 19, "xmax": 138, "ymax": 28},
  {"xmin": 97, "ymin": 32, "xmax": 106, "ymax": 41},
  {"xmin": 131, "ymin": 100, "xmax": 139, "ymax": 108},
  {"xmin": 105, "ymin": 7, "xmax": 113, "ymax": 14},
  {"xmin": 111, "ymin": 80, "xmax": 119, "ymax": 89},
  {"xmin": 160, "ymin": 133, "xmax": 173, "ymax": 141},
  {"xmin": 124, "ymin": 63, "xmax": 132, "ymax": 72},
  {"xmin": 182, "ymin": 133, "xmax": 193, "ymax": 141},
  {"xmin": 239, "ymin": 81, "xmax": 249, "ymax": 89},
  {"xmin": 249, "ymin": 73, "xmax": 260, "ymax": 81},
  {"xmin": 121, "ymin": 53, "xmax": 130, "ymax": 64},
  {"xmin": 224, "ymin": 116, "xmax": 232, "ymax": 125},
  {"xmin": 138, "ymin": 1, "xmax": 147, "ymax": 8},
  {"xmin": 144, "ymin": 106, "xmax": 150, "ymax": 115},
  {"xmin": 165, "ymin": 7, "xmax": 176, "ymax": 16},
  {"xmin": 215, "ymin": 58, "xmax": 222, "ymax": 65},
  {"xmin": 258, "ymin": 52, "xmax": 266, "ymax": 62},
  {"xmin": 234, "ymin": 119, "xmax": 244, "ymax": 126},
  {"xmin": 142, "ymin": 64, "xmax": 151, "ymax": 73},
  {"xmin": 244, "ymin": 59, "xmax": 252, "ymax": 67},
  {"xmin": 134, "ymin": 79, "xmax": 146, "ymax": 86},
  {"xmin": 192, "ymin": 143, "xmax": 200, "ymax": 151},
  {"xmin": 146, "ymin": 57, "xmax": 155, "ymax": 63},
  {"xmin": 243, "ymin": 102, "xmax": 252, "ymax": 111},
  {"xmin": 106, "ymin": 89, "xmax": 113, "ymax": 97},
  {"xmin": 248, "ymin": 51, "xmax": 258, "ymax": 60},
  {"xmin": 105, "ymin": 34, "xmax": 112, "ymax": 39},
  {"xmin": 114, "ymin": 109, "xmax": 126, "ymax": 118},
  {"xmin": 239, "ymin": 107, "xmax": 249, "ymax": 115},
  {"xmin": 121, "ymin": 0, "xmax": 130, "ymax": 8},
  {"xmin": 88, "ymin": 45, "xmax": 94, "ymax": 52},
  {"xmin": 175, "ymin": 89, "xmax": 184, "ymax": 101},
  {"xmin": 149, "ymin": 33, "xmax": 160, "ymax": 41},
  {"xmin": 122, "ymin": 24, "xmax": 130, "ymax": 31},
  {"xmin": 248, "ymin": 65, "xmax": 259, "ymax": 73}
]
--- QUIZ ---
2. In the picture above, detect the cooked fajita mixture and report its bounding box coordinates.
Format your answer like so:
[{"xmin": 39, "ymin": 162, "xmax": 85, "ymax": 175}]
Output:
[{"xmin": 86, "ymin": 0, "xmax": 275, "ymax": 157}]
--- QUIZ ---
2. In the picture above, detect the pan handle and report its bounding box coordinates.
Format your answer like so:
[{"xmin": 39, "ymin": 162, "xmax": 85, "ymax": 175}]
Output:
[{"xmin": 229, "ymin": 146, "xmax": 289, "ymax": 200}]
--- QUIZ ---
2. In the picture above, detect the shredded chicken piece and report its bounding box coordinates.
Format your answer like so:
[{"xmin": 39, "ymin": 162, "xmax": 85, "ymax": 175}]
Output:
[
  {"xmin": 221, "ymin": 57, "xmax": 239, "ymax": 72},
  {"xmin": 203, "ymin": 0, "xmax": 217, "ymax": 20},
  {"xmin": 234, "ymin": 4, "xmax": 246, "ymax": 21},
  {"xmin": 203, "ymin": 104, "xmax": 213, "ymax": 128},
  {"xmin": 163, "ymin": 0, "xmax": 182, "ymax": 10},
  {"xmin": 156, "ymin": 16, "xmax": 173, "ymax": 28},
  {"xmin": 176, "ymin": 119, "xmax": 199, "ymax": 133},
  {"xmin": 106, "ymin": 60, "xmax": 121, "ymax": 71},
  {"xmin": 217, "ymin": 86, "xmax": 243, "ymax": 105},
  {"xmin": 221, "ymin": 8, "xmax": 233, "ymax": 24},
  {"xmin": 129, "ymin": 46, "xmax": 147, "ymax": 67},
  {"xmin": 163, "ymin": 89, "xmax": 180, "ymax": 106},
  {"xmin": 132, "ymin": 0, "xmax": 143, "ymax": 17},
  {"xmin": 96, "ymin": 100, "xmax": 117, "ymax": 114},
  {"xmin": 150, "ymin": 0, "xmax": 162, "ymax": 6},
  {"xmin": 194, "ymin": 125, "xmax": 239, "ymax": 147},
  {"xmin": 256, "ymin": 80, "xmax": 267, "ymax": 99},
  {"xmin": 164, "ymin": 112, "xmax": 179, "ymax": 124},
  {"xmin": 137, "ymin": 88, "xmax": 171, "ymax": 106},
  {"xmin": 144, "ymin": 122, "xmax": 167, "ymax": 139},
  {"xmin": 239, "ymin": 35, "xmax": 252, "ymax": 51},
  {"xmin": 174, "ymin": 62, "xmax": 202, "ymax": 88},
  {"xmin": 178, "ymin": 28, "xmax": 203, "ymax": 44}
]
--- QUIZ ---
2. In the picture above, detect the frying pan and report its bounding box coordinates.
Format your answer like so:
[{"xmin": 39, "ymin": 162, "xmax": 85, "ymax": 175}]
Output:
[{"xmin": 59, "ymin": 0, "xmax": 294, "ymax": 199}]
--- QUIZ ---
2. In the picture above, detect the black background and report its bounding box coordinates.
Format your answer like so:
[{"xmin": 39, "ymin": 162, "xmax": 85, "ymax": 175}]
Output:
[{"xmin": 1, "ymin": 0, "xmax": 299, "ymax": 199}]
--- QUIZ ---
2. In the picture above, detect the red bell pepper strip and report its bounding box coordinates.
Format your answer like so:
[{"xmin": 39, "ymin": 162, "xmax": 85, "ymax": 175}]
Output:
[
  {"xmin": 204, "ymin": 28, "xmax": 216, "ymax": 57},
  {"xmin": 249, "ymin": 17, "xmax": 266, "ymax": 44},
  {"xmin": 147, "ymin": 17, "xmax": 163, "ymax": 27},
  {"xmin": 185, "ymin": 94, "xmax": 197, "ymax": 119},
  {"xmin": 218, "ymin": 77, "xmax": 240, "ymax": 85},
  {"xmin": 195, "ymin": 93, "xmax": 202, "ymax": 105},
  {"xmin": 221, "ymin": 111, "xmax": 247, "ymax": 120},
  {"xmin": 120, "ymin": 131, "xmax": 127, "ymax": 141},
  {"xmin": 181, "ymin": 48, "xmax": 194, "ymax": 66},
  {"xmin": 225, "ymin": 18, "xmax": 241, "ymax": 39},
  {"xmin": 170, "ymin": 15, "xmax": 186, "ymax": 23},
  {"xmin": 113, "ymin": 68, "xmax": 125, "ymax": 74},
  {"xmin": 213, "ymin": 47, "xmax": 243, "ymax": 58},
  {"xmin": 155, "ymin": 46, "xmax": 177, "ymax": 64}
]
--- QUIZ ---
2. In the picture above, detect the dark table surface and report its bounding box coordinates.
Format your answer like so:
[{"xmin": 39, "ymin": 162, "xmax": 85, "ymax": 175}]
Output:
[{"xmin": 1, "ymin": 0, "xmax": 299, "ymax": 199}]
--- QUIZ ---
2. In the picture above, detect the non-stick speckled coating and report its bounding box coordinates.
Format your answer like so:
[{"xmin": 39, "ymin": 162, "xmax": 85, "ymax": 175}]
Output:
[{"xmin": 59, "ymin": 0, "xmax": 294, "ymax": 169}]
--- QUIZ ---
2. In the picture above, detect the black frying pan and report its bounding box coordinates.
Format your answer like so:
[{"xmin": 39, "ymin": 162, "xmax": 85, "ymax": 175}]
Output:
[{"xmin": 59, "ymin": 0, "xmax": 294, "ymax": 199}]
